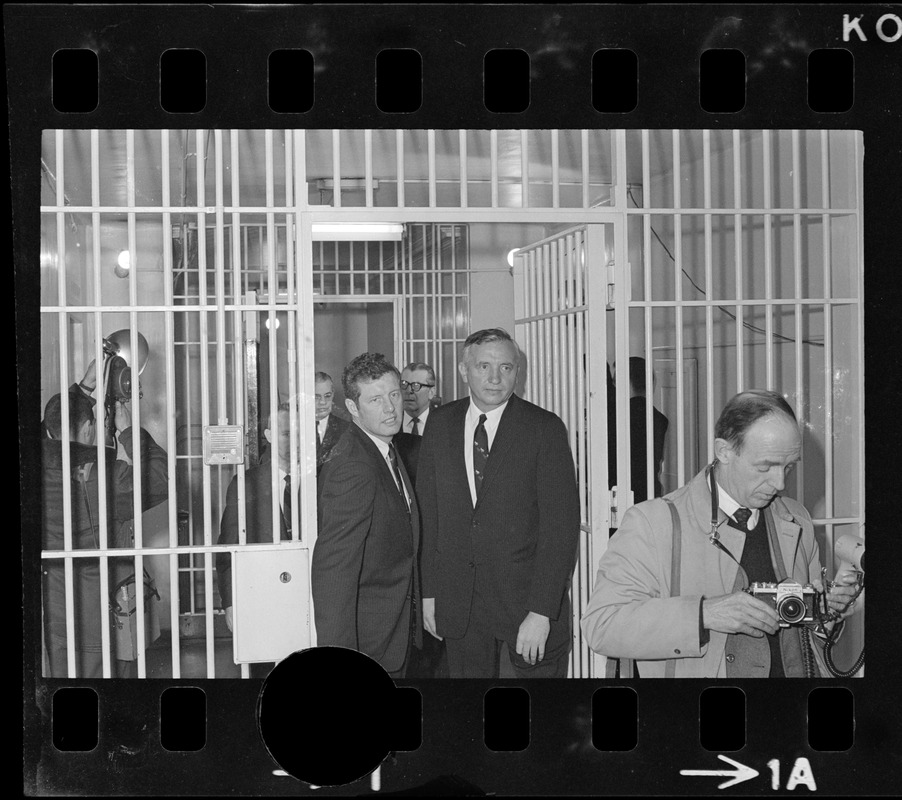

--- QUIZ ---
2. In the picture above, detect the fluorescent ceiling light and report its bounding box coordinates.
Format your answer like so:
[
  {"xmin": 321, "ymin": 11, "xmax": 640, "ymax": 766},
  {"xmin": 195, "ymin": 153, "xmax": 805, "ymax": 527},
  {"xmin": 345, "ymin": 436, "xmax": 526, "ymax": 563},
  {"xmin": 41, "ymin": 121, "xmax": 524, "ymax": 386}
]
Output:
[{"xmin": 311, "ymin": 223, "xmax": 404, "ymax": 242}]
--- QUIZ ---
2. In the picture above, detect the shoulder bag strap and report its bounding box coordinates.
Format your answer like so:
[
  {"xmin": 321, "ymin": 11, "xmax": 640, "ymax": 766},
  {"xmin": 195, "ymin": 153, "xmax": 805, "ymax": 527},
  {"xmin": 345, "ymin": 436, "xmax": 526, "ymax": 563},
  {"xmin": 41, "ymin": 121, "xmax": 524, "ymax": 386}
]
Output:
[{"xmin": 664, "ymin": 498, "xmax": 681, "ymax": 679}]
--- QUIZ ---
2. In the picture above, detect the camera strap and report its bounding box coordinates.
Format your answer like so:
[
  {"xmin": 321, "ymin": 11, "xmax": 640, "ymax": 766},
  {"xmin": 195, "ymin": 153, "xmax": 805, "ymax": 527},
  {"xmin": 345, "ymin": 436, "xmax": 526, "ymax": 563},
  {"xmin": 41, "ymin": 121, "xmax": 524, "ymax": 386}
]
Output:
[{"xmin": 706, "ymin": 462, "xmax": 751, "ymax": 588}]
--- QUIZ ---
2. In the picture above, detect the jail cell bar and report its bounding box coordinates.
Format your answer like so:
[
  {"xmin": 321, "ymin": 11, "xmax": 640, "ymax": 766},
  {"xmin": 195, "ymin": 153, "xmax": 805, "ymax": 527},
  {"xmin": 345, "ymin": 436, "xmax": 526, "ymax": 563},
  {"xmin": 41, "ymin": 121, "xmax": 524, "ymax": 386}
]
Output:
[
  {"xmin": 39, "ymin": 128, "xmax": 863, "ymax": 679},
  {"xmin": 309, "ymin": 224, "xmax": 471, "ymax": 405},
  {"xmin": 40, "ymin": 130, "xmax": 316, "ymax": 679},
  {"xmin": 621, "ymin": 129, "xmax": 864, "ymax": 562}
]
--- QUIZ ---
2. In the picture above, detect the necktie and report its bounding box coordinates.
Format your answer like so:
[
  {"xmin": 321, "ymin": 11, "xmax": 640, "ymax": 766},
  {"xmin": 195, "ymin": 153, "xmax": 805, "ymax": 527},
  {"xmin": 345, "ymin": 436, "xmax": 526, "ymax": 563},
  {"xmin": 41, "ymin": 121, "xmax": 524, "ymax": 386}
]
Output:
[
  {"xmin": 410, "ymin": 416, "xmax": 420, "ymax": 436},
  {"xmin": 388, "ymin": 443, "xmax": 409, "ymax": 510},
  {"xmin": 732, "ymin": 507, "xmax": 752, "ymax": 530},
  {"xmin": 473, "ymin": 413, "xmax": 489, "ymax": 496},
  {"xmin": 282, "ymin": 474, "xmax": 292, "ymax": 535}
]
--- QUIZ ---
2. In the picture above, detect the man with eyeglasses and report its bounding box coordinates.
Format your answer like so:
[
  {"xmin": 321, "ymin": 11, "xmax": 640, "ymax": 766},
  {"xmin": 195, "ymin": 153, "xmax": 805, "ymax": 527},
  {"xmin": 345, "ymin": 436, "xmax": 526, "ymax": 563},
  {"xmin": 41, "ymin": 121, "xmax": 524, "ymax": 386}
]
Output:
[{"xmin": 400, "ymin": 363, "xmax": 437, "ymax": 437}]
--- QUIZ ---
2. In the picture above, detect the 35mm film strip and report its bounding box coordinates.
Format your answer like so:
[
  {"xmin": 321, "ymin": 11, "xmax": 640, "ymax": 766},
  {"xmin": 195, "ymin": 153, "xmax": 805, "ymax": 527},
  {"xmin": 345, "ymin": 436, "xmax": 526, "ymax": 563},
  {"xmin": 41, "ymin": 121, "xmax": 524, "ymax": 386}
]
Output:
[{"xmin": 12, "ymin": 4, "xmax": 901, "ymax": 796}]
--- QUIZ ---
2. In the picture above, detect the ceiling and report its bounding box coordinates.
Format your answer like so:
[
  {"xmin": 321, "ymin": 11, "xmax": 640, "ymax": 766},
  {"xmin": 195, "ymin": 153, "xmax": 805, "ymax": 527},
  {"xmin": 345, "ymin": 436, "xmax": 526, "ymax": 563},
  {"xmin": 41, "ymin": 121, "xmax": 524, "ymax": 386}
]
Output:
[{"xmin": 41, "ymin": 128, "xmax": 758, "ymax": 218}]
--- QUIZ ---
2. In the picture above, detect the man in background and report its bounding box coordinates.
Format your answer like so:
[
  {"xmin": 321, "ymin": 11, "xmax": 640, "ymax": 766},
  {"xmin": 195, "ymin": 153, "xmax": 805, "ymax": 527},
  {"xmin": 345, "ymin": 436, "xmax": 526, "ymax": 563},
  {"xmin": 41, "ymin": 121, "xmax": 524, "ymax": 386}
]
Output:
[
  {"xmin": 216, "ymin": 403, "xmax": 299, "ymax": 630},
  {"xmin": 400, "ymin": 362, "xmax": 437, "ymax": 437},
  {"xmin": 626, "ymin": 356, "xmax": 669, "ymax": 503},
  {"xmin": 315, "ymin": 371, "xmax": 349, "ymax": 472},
  {"xmin": 41, "ymin": 361, "xmax": 168, "ymax": 678}
]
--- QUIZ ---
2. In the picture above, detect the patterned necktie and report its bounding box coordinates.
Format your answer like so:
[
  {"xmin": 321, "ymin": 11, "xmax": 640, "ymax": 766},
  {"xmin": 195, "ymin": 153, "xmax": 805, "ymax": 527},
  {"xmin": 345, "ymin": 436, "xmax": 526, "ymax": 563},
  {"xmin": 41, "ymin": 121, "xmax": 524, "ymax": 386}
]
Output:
[
  {"xmin": 282, "ymin": 474, "xmax": 292, "ymax": 535},
  {"xmin": 388, "ymin": 443, "xmax": 409, "ymax": 510},
  {"xmin": 410, "ymin": 416, "xmax": 420, "ymax": 436},
  {"xmin": 732, "ymin": 507, "xmax": 752, "ymax": 530},
  {"xmin": 473, "ymin": 413, "xmax": 489, "ymax": 496}
]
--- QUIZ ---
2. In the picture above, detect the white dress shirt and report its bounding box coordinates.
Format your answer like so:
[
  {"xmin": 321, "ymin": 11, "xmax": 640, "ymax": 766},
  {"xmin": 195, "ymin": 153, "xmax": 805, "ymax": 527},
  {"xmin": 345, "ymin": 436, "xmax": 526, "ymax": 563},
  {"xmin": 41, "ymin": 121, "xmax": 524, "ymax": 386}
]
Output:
[
  {"xmin": 464, "ymin": 398, "xmax": 509, "ymax": 507},
  {"xmin": 403, "ymin": 406, "xmax": 430, "ymax": 435},
  {"xmin": 715, "ymin": 480, "xmax": 760, "ymax": 531},
  {"xmin": 316, "ymin": 415, "xmax": 330, "ymax": 441}
]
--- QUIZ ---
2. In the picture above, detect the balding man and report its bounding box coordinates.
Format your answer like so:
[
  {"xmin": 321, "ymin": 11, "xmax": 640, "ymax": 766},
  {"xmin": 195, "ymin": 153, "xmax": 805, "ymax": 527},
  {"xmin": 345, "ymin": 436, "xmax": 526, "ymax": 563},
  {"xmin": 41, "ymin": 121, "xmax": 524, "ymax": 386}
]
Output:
[
  {"xmin": 581, "ymin": 390, "xmax": 861, "ymax": 678},
  {"xmin": 400, "ymin": 362, "xmax": 437, "ymax": 437},
  {"xmin": 418, "ymin": 328, "xmax": 580, "ymax": 678}
]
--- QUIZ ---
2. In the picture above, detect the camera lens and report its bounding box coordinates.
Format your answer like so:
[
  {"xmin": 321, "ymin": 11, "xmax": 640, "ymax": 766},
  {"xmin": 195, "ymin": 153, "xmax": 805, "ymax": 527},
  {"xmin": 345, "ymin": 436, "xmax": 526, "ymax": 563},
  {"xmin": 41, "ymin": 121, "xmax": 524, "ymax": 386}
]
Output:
[{"xmin": 777, "ymin": 596, "xmax": 805, "ymax": 624}]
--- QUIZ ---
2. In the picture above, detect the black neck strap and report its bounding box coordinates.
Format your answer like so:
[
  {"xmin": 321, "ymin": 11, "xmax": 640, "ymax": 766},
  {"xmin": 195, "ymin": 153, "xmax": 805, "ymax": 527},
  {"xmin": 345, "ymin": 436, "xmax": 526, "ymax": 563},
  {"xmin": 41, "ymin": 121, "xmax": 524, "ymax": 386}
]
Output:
[{"xmin": 705, "ymin": 460, "xmax": 749, "ymax": 586}]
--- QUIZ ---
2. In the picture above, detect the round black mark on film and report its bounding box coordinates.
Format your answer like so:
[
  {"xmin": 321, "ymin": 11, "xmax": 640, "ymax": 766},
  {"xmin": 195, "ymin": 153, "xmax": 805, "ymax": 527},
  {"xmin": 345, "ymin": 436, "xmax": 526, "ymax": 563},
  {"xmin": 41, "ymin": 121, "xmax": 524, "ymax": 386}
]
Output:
[{"xmin": 256, "ymin": 647, "xmax": 395, "ymax": 786}]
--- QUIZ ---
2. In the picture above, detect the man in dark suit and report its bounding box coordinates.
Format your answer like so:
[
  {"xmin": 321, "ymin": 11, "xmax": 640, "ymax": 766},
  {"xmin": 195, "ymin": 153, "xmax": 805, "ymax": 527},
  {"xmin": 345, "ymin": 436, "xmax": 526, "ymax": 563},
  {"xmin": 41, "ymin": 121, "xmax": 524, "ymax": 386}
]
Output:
[
  {"xmin": 626, "ymin": 356, "xmax": 669, "ymax": 503},
  {"xmin": 400, "ymin": 361, "xmax": 437, "ymax": 436},
  {"xmin": 392, "ymin": 431, "xmax": 421, "ymax": 485},
  {"xmin": 418, "ymin": 328, "xmax": 581, "ymax": 678},
  {"xmin": 312, "ymin": 353, "xmax": 421, "ymax": 678},
  {"xmin": 390, "ymin": 426, "xmax": 450, "ymax": 679},
  {"xmin": 315, "ymin": 371, "xmax": 350, "ymax": 472},
  {"xmin": 216, "ymin": 402, "xmax": 298, "ymax": 636}
]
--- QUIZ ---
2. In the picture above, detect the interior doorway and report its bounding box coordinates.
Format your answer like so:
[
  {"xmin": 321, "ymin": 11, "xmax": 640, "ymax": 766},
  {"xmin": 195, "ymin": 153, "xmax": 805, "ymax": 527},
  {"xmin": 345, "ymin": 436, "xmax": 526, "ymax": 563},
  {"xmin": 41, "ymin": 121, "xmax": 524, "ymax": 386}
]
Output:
[{"xmin": 313, "ymin": 297, "xmax": 402, "ymax": 412}]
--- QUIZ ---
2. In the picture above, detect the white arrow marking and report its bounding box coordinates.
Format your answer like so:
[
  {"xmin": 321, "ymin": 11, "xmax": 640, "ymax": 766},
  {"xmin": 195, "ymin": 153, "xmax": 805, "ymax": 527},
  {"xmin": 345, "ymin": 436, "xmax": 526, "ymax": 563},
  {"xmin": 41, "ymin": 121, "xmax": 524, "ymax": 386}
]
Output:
[{"xmin": 681, "ymin": 754, "xmax": 760, "ymax": 789}]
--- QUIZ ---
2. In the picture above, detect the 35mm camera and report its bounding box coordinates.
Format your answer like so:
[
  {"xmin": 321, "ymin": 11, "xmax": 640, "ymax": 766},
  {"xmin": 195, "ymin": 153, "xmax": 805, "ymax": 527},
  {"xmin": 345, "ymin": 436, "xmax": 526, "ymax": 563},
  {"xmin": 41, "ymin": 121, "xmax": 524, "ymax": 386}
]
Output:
[{"xmin": 747, "ymin": 581, "xmax": 817, "ymax": 627}]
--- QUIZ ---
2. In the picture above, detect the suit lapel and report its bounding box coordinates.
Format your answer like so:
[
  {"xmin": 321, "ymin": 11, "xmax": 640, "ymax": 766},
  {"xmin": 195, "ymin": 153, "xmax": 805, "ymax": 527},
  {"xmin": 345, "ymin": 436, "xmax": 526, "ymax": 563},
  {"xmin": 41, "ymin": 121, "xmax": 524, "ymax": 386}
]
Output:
[
  {"xmin": 767, "ymin": 498, "xmax": 804, "ymax": 580},
  {"xmin": 446, "ymin": 399, "xmax": 471, "ymax": 500},
  {"xmin": 351, "ymin": 424, "xmax": 414, "ymax": 523},
  {"xmin": 396, "ymin": 455, "xmax": 419, "ymax": 552}
]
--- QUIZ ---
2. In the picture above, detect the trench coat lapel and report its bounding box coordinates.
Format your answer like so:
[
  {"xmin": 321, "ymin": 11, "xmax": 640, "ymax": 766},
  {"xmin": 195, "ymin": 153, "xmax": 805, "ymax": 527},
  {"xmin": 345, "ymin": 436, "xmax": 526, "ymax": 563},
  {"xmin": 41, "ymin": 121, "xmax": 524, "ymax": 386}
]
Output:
[{"xmin": 768, "ymin": 497, "xmax": 804, "ymax": 579}]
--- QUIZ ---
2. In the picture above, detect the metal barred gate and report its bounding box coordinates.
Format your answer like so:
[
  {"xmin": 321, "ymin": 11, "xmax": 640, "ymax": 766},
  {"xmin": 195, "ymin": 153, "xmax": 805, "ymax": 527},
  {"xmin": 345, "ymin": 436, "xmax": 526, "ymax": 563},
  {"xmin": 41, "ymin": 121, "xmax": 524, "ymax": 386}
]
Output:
[
  {"xmin": 514, "ymin": 224, "xmax": 615, "ymax": 679},
  {"xmin": 39, "ymin": 127, "xmax": 863, "ymax": 679}
]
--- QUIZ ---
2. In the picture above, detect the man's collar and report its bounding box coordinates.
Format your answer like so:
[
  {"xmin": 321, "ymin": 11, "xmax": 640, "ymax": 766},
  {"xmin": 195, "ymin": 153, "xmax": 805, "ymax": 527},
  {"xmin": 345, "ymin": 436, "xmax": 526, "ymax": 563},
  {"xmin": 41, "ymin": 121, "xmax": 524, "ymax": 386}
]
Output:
[
  {"xmin": 467, "ymin": 396, "xmax": 509, "ymax": 423},
  {"xmin": 404, "ymin": 406, "xmax": 429, "ymax": 423},
  {"xmin": 715, "ymin": 479, "xmax": 759, "ymax": 529},
  {"xmin": 355, "ymin": 422, "xmax": 391, "ymax": 457}
]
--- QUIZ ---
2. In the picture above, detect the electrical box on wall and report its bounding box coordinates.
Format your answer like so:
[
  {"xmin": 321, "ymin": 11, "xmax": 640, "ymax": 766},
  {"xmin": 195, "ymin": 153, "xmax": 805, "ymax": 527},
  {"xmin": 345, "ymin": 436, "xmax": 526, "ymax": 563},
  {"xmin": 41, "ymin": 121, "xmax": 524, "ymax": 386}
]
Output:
[
  {"xmin": 231, "ymin": 544, "xmax": 311, "ymax": 664},
  {"xmin": 203, "ymin": 425, "xmax": 244, "ymax": 465}
]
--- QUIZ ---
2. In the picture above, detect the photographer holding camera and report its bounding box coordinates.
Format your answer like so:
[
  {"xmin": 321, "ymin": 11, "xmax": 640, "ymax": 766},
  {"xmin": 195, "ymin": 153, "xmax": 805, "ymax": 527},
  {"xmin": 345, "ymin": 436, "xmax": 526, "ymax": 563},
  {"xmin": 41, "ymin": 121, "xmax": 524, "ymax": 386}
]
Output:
[
  {"xmin": 41, "ymin": 360, "xmax": 168, "ymax": 678},
  {"xmin": 581, "ymin": 390, "xmax": 861, "ymax": 678}
]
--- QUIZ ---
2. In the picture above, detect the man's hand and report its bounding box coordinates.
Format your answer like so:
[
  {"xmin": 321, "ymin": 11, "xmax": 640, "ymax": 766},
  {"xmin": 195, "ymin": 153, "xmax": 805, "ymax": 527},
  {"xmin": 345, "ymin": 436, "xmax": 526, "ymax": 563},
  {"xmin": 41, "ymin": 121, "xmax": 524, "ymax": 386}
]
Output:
[
  {"xmin": 516, "ymin": 611, "xmax": 551, "ymax": 665},
  {"xmin": 702, "ymin": 592, "xmax": 780, "ymax": 637},
  {"xmin": 79, "ymin": 360, "xmax": 97, "ymax": 393},
  {"xmin": 423, "ymin": 597, "xmax": 442, "ymax": 640},
  {"xmin": 225, "ymin": 606, "xmax": 233, "ymax": 633},
  {"xmin": 813, "ymin": 569, "xmax": 862, "ymax": 622},
  {"xmin": 114, "ymin": 399, "xmax": 131, "ymax": 433}
]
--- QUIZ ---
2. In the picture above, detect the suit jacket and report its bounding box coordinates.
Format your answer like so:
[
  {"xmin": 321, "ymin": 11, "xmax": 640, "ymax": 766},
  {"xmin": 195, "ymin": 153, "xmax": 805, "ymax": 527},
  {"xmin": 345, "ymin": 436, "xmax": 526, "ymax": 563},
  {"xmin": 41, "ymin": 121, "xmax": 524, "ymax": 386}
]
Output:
[
  {"xmin": 312, "ymin": 423, "xmax": 422, "ymax": 673},
  {"xmin": 216, "ymin": 455, "xmax": 292, "ymax": 608},
  {"xmin": 628, "ymin": 396, "xmax": 669, "ymax": 502},
  {"xmin": 580, "ymin": 466, "xmax": 831, "ymax": 678},
  {"xmin": 393, "ymin": 431, "xmax": 422, "ymax": 486},
  {"xmin": 316, "ymin": 413, "xmax": 350, "ymax": 472},
  {"xmin": 418, "ymin": 393, "xmax": 581, "ymax": 649}
]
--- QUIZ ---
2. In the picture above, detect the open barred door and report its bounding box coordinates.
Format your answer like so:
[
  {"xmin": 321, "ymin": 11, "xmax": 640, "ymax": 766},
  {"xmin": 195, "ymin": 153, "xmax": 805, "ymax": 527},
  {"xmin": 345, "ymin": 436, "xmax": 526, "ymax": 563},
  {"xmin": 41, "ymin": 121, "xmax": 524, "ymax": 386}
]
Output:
[{"xmin": 513, "ymin": 224, "xmax": 618, "ymax": 679}]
